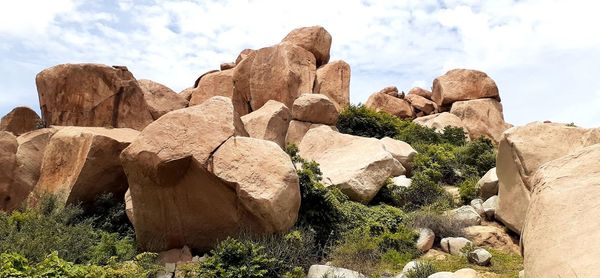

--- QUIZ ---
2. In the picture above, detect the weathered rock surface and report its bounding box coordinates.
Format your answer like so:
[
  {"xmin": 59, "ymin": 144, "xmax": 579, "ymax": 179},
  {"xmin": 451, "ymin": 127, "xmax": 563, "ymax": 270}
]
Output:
[
  {"xmin": 120, "ymin": 97, "xmax": 299, "ymax": 252},
  {"xmin": 235, "ymin": 49, "xmax": 255, "ymax": 64},
  {"xmin": 291, "ymin": 94, "xmax": 339, "ymax": 125},
  {"xmin": 406, "ymin": 93, "xmax": 437, "ymax": 114},
  {"xmin": 477, "ymin": 168, "xmax": 498, "ymax": 200},
  {"xmin": 482, "ymin": 195, "xmax": 498, "ymax": 220},
  {"xmin": 125, "ymin": 189, "xmax": 134, "ymax": 226},
  {"xmin": 189, "ymin": 70, "xmax": 234, "ymax": 107},
  {"xmin": 450, "ymin": 99, "xmax": 511, "ymax": 144},
  {"xmin": 462, "ymin": 225, "xmax": 519, "ymax": 253},
  {"xmin": 313, "ymin": 60, "xmax": 350, "ymax": 110},
  {"xmin": 307, "ymin": 265, "xmax": 365, "ymax": 278},
  {"xmin": 138, "ymin": 79, "xmax": 187, "ymax": 119},
  {"xmin": 178, "ymin": 87, "xmax": 194, "ymax": 102},
  {"xmin": 408, "ymin": 87, "xmax": 432, "ymax": 100},
  {"xmin": 470, "ymin": 198, "xmax": 485, "ymax": 217},
  {"xmin": 467, "ymin": 248, "xmax": 492, "ymax": 266},
  {"xmin": 233, "ymin": 43, "xmax": 316, "ymax": 116},
  {"xmin": 0, "ymin": 107, "xmax": 41, "ymax": 136},
  {"xmin": 284, "ymin": 120, "xmax": 335, "ymax": 146},
  {"xmin": 432, "ymin": 69, "xmax": 499, "ymax": 108},
  {"xmin": 379, "ymin": 86, "xmax": 400, "ymax": 98},
  {"xmin": 496, "ymin": 122, "xmax": 600, "ymax": 234},
  {"xmin": 522, "ymin": 144, "xmax": 600, "ymax": 277},
  {"xmin": 220, "ymin": 62, "xmax": 236, "ymax": 71},
  {"xmin": 440, "ymin": 237, "xmax": 472, "ymax": 255},
  {"xmin": 413, "ymin": 112, "xmax": 470, "ymax": 138},
  {"xmin": 416, "ymin": 228, "xmax": 435, "ymax": 252},
  {"xmin": 450, "ymin": 205, "xmax": 481, "ymax": 226},
  {"xmin": 33, "ymin": 126, "xmax": 138, "ymax": 205},
  {"xmin": 241, "ymin": 100, "xmax": 291, "ymax": 148},
  {"xmin": 0, "ymin": 131, "xmax": 18, "ymax": 211},
  {"xmin": 281, "ymin": 26, "xmax": 332, "ymax": 67},
  {"xmin": 35, "ymin": 63, "xmax": 154, "ymax": 130},
  {"xmin": 380, "ymin": 137, "xmax": 417, "ymax": 172},
  {"xmin": 298, "ymin": 126, "xmax": 404, "ymax": 203},
  {"xmin": 365, "ymin": 92, "xmax": 414, "ymax": 118}
]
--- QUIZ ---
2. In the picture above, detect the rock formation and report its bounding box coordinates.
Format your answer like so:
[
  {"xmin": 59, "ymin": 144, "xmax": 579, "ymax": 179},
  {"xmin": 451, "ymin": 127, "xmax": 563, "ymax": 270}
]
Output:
[
  {"xmin": 365, "ymin": 90, "xmax": 414, "ymax": 119},
  {"xmin": 0, "ymin": 107, "xmax": 41, "ymax": 135},
  {"xmin": 189, "ymin": 69, "xmax": 234, "ymax": 107},
  {"xmin": 432, "ymin": 69, "xmax": 499, "ymax": 109},
  {"xmin": 241, "ymin": 100, "xmax": 291, "ymax": 148},
  {"xmin": 281, "ymin": 26, "xmax": 332, "ymax": 67},
  {"xmin": 137, "ymin": 79, "xmax": 187, "ymax": 119},
  {"xmin": 313, "ymin": 60, "xmax": 350, "ymax": 110},
  {"xmin": 450, "ymin": 98, "xmax": 511, "ymax": 144}
]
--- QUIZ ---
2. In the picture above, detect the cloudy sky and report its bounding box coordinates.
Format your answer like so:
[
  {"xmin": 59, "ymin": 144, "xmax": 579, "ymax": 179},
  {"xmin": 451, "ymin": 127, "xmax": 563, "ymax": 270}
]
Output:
[{"xmin": 1, "ymin": 0, "xmax": 599, "ymax": 127}]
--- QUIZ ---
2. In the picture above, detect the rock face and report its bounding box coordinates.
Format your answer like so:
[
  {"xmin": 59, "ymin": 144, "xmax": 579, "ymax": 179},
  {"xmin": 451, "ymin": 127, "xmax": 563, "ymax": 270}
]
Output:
[
  {"xmin": 495, "ymin": 122, "xmax": 600, "ymax": 234},
  {"xmin": 285, "ymin": 120, "xmax": 334, "ymax": 146},
  {"xmin": 313, "ymin": 60, "xmax": 350, "ymax": 110},
  {"xmin": 33, "ymin": 127, "xmax": 138, "ymax": 205},
  {"xmin": 298, "ymin": 126, "xmax": 404, "ymax": 203},
  {"xmin": 462, "ymin": 225, "xmax": 519, "ymax": 253},
  {"xmin": 179, "ymin": 87, "xmax": 194, "ymax": 102},
  {"xmin": 137, "ymin": 79, "xmax": 187, "ymax": 119},
  {"xmin": 281, "ymin": 26, "xmax": 332, "ymax": 67},
  {"xmin": 380, "ymin": 137, "xmax": 417, "ymax": 172},
  {"xmin": 0, "ymin": 131, "xmax": 18, "ymax": 211},
  {"xmin": 120, "ymin": 97, "xmax": 300, "ymax": 252},
  {"xmin": 365, "ymin": 92, "xmax": 414, "ymax": 118},
  {"xmin": 477, "ymin": 168, "xmax": 498, "ymax": 200},
  {"xmin": 233, "ymin": 43, "xmax": 316, "ymax": 116},
  {"xmin": 413, "ymin": 112, "xmax": 470, "ymax": 138},
  {"xmin": 189, "ymin": 70, "xmax": 234, "ymax": 107},
  {"xmin": 432, "ymin": 69, "xmax": 499, "ymax": 108},
  {"xmin": 241, "ymin": 100, "xmax": 291, "ymax": 148},
  {"xmin": 35, "ymin": 64, "xmax": 154, "ymax": 130},
  {"xmin": 522, "ymin": 144, "xmax": 600, "ymax": 277},
  {"xmin": 0, "ymin": 107, "xmax": 41, "ymax": 136},
  {"xmin": 450, "ymin": 99, "xmax": 511, "ymax": 144},
  {"xmin": 291, "ymin": 94, "xmax": 338, "ymax": 125}
]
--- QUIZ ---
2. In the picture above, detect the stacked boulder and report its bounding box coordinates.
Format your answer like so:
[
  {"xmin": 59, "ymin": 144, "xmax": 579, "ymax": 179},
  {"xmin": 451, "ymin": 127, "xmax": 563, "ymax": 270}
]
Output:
[
  {"xmin": 286, "ymin": 94, "xmax": 339, "ymax": 146},
  {"xmin": 137, "ymin": 79, "xmax": 187, "ymax": 120},
  {"xmin": 0, "ymin": 107, "xmax": 41, "ymax": 135},
  {"xmin": 365, "ymin": 86, "xmax": 415, "ymax": 118}
]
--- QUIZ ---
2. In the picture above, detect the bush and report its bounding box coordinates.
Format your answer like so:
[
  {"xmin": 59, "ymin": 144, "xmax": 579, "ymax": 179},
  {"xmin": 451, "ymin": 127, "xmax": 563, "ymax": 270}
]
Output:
[
  {"xmin": 454, "ymin": 137, "xmax": 496, "ymax": 179},
  {"xmin": 458, "ymin": 177, "xmax": 480, "ymax": 204},
  {"xmin": 407, "ymin": 209, "xmax": 469, "ymax": 240},
  {"xmin": 394, "ymin": 172, "xmax": 451, "ymax": 211},
  {"xmin": 82, "ymin": 192, "xmax": 134, "ymax": 237},
  {"xmin": 405, "ymin": 261, "xmax": 437, "ymax": 278},
  {"xmin": 336, "ymin": 105, "xmax": 399, "ymax": 139}
]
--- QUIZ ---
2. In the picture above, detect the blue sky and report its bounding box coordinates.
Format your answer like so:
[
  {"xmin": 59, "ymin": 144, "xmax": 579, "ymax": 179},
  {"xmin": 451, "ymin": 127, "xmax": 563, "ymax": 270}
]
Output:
[{"xmin": 1, "ymin": 0, "xmax": 600, "ymax": 127}]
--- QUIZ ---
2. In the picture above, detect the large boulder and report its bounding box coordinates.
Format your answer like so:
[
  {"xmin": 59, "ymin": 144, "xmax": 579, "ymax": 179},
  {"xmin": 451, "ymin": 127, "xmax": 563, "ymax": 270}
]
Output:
[
  {"xmin": 0, "ymin": 107, "xmax": 41, "ymax": 136},
  {"xmin": 189, "ymin": 70, "xmax": 234, "ymax": 107},
  {"xmin": 408, "ymin": 87, "xmax": 432, "ymax": 100},
  {"xmin": 281, "ymin": 26, "xmax": 332, "ymax": 67},
  {"xmin": 178, "ymin": 87, "xmax": 194, "ymax": 102},
  {"xmin": 477, "ymin": 168, "xmax": 498, "ymax": 200},
  {"xmin": 32, "ymin": 127, "xmax": 138, "ymax": 206},
  {"xmin": 380, "ymin": 137, "xmax": 417, "ymax": 172},
  {"xmin": 522, "ymin": 144, "xmax": 600, "ymax": 276},
  {"xmin": 496, "ymin": 122, "xmax": 600, "ymax": 234},
  {"xmin": 405, "ymin": 93, "xmax": 437, "ymax": 115},
  {"xmin": 432, "ymin": 69, "xmax": 499, "ymax": 108},
  {"xmin": 365, "ymin": 92, "xmax": 414, "ymax": 118},
  {"xmin": 120, "ymin": 97, "xmax": 299, "ymax": 252},
  {"xmin": 291, "ymin": 94, "xmax": 338, "ymax": 125},
  {"xmin": 285, "ymin": 120, "xmax": 334, "ymax": 146},
  {"xmin": 137, "ymin": 79, "xmax": 187, "ymax": 119},
  {"xmin": 313, "ymin": 60, "xmax": 350, "ymax": 110},
  {"xmin": 232, "ymin": 43, "xmax": 316, "ymax": 116},
  {"xmin": 450, "ymin": 99, "xmax": 511, "ymax": 144},
  {"xmin": 0, "ymin": 131, "xmax": 18, "ymax": 211},
  {"xmin": 298, "ymin": 126, "xmax": 404, "ymax": 203},
  {"xmin": 413, "ymin": 112, "xmax": 470, "ymax": 138},
  {"xmin": 241, "ymin": 100, "xmax": 291, "ymax": 148},
  {"xmin": 35, "ymin": 64, "xmax": 154, "ymax": 130}
]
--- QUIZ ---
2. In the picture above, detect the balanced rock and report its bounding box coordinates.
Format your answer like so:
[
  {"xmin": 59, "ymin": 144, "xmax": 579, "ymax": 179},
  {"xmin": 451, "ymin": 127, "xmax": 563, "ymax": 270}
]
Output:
[
  {"xmin": 285, "ymin": 120, "xmax": 335, "ymax": 146},
  {"xmin": 189, "ymin": 69, "xmax": 234, "ymax": 107},
  {"xmin": 35, "ymin": 63, "xmax": 153, "ymax": 130},
  {"xmin": 313, "ymin": 60, "xmax": 350, "ymax": 110},
  {"xmin": 408, "ymin": 87, "xmax": 432, "ymax": 100},
  {"xmin": 413, "ymin": 112, "xmax": 470, "ymax": 138},
  {"xmin": 299, "ymin": 126, "xmax": 404, "ymax": 203},
  {"xmin": 137, "ymin": 79, "xmax": 187, "ymax": 119},
  {"xmin": 432, "ymin": 69, "xmax": 499, "ymax": 108},
  {"xmin": 406, "ymin": 93, "xmax": 437, "ymax": 115},
  {"xmin": 522, "ymin": 144, "xmax": 600, "ymax": 276},
  {"xmin": 440, "ymin": 237, "xmax": 472, "ymax": 255},
  {"xmin": 241, "ymin": 100, "xmax": 291, "ymax": 148},
  {"xmin": 233, "ymin": 43, "xmax": 316, "ymax": 116},
  {"xmin": 33, "ymin": 126, "xmax": 138, "ymax": 205},
  {"xmin": 120, "ymin": 97, "xmax": 299, "ymax": 252},
  {"xmin": 477, "ymin": 168, "xmax": 498, "ymax": 199},
  {"xmin": 380, "ymin": 137, "xmax": 417, "ymax": 172},
  {"xmin": 496, "ymin": 122, "xmax": 600, "ymax": 234},
  {"xmin": 281, "ymin": 26, "xmax": 332, "ymax": 67},
  {"xmin": 365, "ymin": 92, "xmax": 414, "ymax": 118},
  {"xmin": 450, "ymin": 98, "xmax": 511, "ymax": 144},
  {"xmin": 0, "ymin": 107, "xmax": 41, "ymax": 136},
  {"xmin": 292, "ymin": 94, "xmax": 339, "ymax": 125},
  {"xmin": 0, "ymin": 131, "xmax": 18, "ymax": 211}
]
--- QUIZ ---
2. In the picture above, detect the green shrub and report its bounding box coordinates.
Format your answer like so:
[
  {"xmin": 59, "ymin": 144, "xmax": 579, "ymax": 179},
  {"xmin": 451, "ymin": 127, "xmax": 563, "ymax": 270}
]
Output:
[
  {"xmin": 82, "ymin": 192, "xmax": 134, "ymax": 237},
  {"xmin": 394, "ymin": 172, "xmax": 451, "ymax": 211},
  {"xmin": 336, "ymin": 105, "xmax": 399, "ymax": 139},
  {"xmin": 0, "ymin": 252, "xmax": 31, "ymax": 277},
  {"xmin": 405, "ymin": 261, "xmax": 437, "ymax": 278},
  {"xmin": 407, "ymin": 209, "xmax": 469, "ymax": 239},
  {"xmin": 454, "ymin": 137, "xmax": 496, "ymax": 179},
  {"xmin": 458, "ymin": 177, "xmax": 480, "ymax": 204}
]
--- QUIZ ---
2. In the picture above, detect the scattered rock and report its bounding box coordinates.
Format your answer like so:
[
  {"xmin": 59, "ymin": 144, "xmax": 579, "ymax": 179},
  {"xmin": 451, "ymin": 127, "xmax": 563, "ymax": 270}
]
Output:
[
  {"xmin": 440, "ymin": 237, "xmax": 472, "ymax": 255},
  {"xmin": 138, "ymin": 79, "xmax": 187, "ymax": 120},
  {"xmin": 432, "ymin": 69, "xmax": 499, "ymax": 108},
  {"xmin": 413, "ymin": 112, "xmax": 470, "ymax": 138},
  {"xmin": 482, "ymin": 196, "xmax": 498, "ymax": 220},
  {"xmin": 365, "ymin": 92, "xmax": 414, "ymax": 118},
  {"xmin": 189, "ymin": 70, "xmax": 234, "ymax": 107},
  {"xmin": 450, "ymin": 99, "xmax": 511, "ymax": 144},
  {"xmin": 241, "ymin": 100, "xmax": 291, "ymax": 148},
  {"xmin": 291, "ymin": 94, "xmax": 339, "ymax": 125},
  {"xmin": 220, "ymin": 62, "xmax": 236, "ymax": 71},
  {"xmin": 462, "ymin": 225, "xmax": 519, "ymax": 253},
  {"xmin": 35, "ymin": 63, "xmax": 154, "ymax": 130},
  {"xmin": 307, "ymin": 264, "xmax": 365, "ymax": 278},
  {"xmin": 422, "ymin": 249, "xmax": 448, "ymax": 261},
  {"xmin": 380, "ymin": 137, "xmax": 417, "ymax": 173},
  {"xmin": 416, "ymin": 228, "xmax": 435, "ymax": 252},
  {"xmin": 281, "ymin": 26, "xmax": 332, "ymax": 67},
  {"xmin": 408, "ymin": 87, "xmax": 432, "ymax": 100},
  {"xmin": 0, "ymin": 107, "xmax": 41, "ymax": 136},
  {"xmin": 392, "ymin": 175, "xmax": 412, "ymax": 188},
  {"xmin": 477, "ymin": 168, "xmax": 498, "ymax": 200},
  {"xmin": 402, "ymin": 260, "xmax": 418, "ymax": 274},
  {"xmin": 299, "ymin": 126, "xmax": 404, "ymax": 203},
  {"xmin": 450, "ymin": 205, "xmax": 481, "ymax": 226},
  {"xmin": 470, "ymin": 198, "xmax": 485, "ymax": 217},
  {"xmin": 467, "ymin": 248, "xmax": 492, "ymax": 266},
  {"xmin": 313, "ymin": 60, "xmax": 350, "ymax": 110}
]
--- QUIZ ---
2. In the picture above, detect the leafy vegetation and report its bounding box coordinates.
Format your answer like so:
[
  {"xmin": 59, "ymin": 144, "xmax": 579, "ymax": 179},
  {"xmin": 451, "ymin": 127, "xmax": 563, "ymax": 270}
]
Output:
[
  {"xmin": 425, "ymin": 248, "xmax": 523, "ymax": 278},
  {"xmin": 405, "ymin": 261, "xmax": 438, "ymax": 278}
]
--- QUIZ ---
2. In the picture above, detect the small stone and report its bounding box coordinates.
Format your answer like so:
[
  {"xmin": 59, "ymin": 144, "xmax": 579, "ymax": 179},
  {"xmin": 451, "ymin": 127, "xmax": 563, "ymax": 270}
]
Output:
[
  {"xmin": 392, "ymin": 175, "xmax": 412, "ymax": 188},
  {"xmin": 477, "ymin": 168, "xmax": 498, "ymax": 199},
  {"xmin": 450, "ymin": 205, "xmax": 481, "ymax": 226},
  {"xmin": 482, "ymin": 195, "xmax": 498, "ymax": 220},
  {"xmin": 467, "ymin": 248, "xmax": 492, "ymax": 266},
  {"xmin": 416, "ymin": 228, "xmax": 435, "ymax": 252},
  {"xmin": 440, "ymin": 237, "xmax": 472, "ymax": 255},
  {"xmin": 470, "ymin": 198, "xmax": 485, "ymax": 217}
]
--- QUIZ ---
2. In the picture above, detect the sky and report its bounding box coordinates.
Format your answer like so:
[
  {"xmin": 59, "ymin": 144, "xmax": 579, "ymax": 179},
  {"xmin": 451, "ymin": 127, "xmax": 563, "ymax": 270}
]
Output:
[{"xmin": 1, "ymin": 0, "xmax": 599, "ymax": 127}]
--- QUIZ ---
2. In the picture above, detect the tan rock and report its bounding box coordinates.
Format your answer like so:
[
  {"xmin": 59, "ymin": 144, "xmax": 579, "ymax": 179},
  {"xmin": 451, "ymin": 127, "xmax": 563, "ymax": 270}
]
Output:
[
  {"xmin": 422, "ymin": 249, "xmax": 448, "ymax": 261},
  {"xmin": 189, "ymin": 70, "xmax": 234, "ymax": 107},
  {"xmin": 413, "ymin": 112, "xmax": 470, "ymax": 138},
  {"xmin": 285, "ymin": 120, "xmax": 334, "ymax": 146},
  {"xmin": 408, "ymin": 87, "xmax": 432, "ymax": 100},
  {"xmin": 158, "ymin": 245, "xmax": 192, "ymax": 264},
  {"xmin": 477, "ymin": 168, "xmax": 498, "ymax": 200},
  {"xmin": 32, "ymin": 127, "xmax": 138, "ymax": 206},
  {"xmin": 193, "ymin": 69, "xmax": 219, "ymax": 88},
  {"xmin": 379, "ymin": 86, "xmax": 400, "ymax": 98},
  {"xmin": 522, "ymin": 144, "xmax": 600, "ymax": 276},
  {"xmin": 0, "ymin": 107, "xmax": 41, "ymax": 136},
  {"xmin": 365, "ymin": 92, "xmax": 414, "ymax": 118},
  {"xmin": 450, "ymin": 99, "xmax": 511, "ymax": 144},
  {"xmin": 124, "ymin": 189, "xmax": 134, "ymax": 226},
  {"xmin": 432, "ymin": 69, "xmax": 499, "ymax": 108},
  {"xmin": 179, "ymin": 87, "xmax": 194, "ymax": 102},
  {"xmin": 406, "ymin": 93, "xmax": 438, "ymax": 114},
  {"xmin": 35, "ymin": 63, "xmax": 154, "ymax": 130},
  {"xmin": 292, "ymin": 94, "xmax": 339, "ymax": 125},
  {"xmin": 496, "ymin": 122, "xmax": 600, "ymax": 234},
  {"xmin": 232, "ymin": 43, "xmax": 316, "ymax": 116},
  {"xmin": 235, "ymin": 48, "xmax": 255, "ymax": 65},
  {"xmin": 450, "ymin": 268, "xmax": 480, "ymax": 278},
  {"xmin": 281, "ymin": 26, "xmax": 332, "ymax": 66},
  {"xmin": 380, "ymin": 137, "xmax": 417, "ymax": 172},
  {"xmin": 440, "ymin": 237, "xmax": 472, "ymax": 255},
  {"xmin": 462, "ymin": 225, "xmax": 519, "ymax": 253},
  {"xmin": 313, "ymin": 60, "xmax": 350, "ymax": 110},
  {"xmin": 138, "ymin": 79, "xmax": 187, "ymax": 120},
  {"xmin": 241, "ymin": 100, "xmax": 291, "ymax": 148},
  {"xmin": 416, "ymin": 228, "xmax": 435, "ymax": 252},
  {"xmin": 220, "ymin": 62, "xmax": 236, "ymax": 71},
  {"xmin": 0, "ymin": 131, "xmax": 18, "ymax": 211},
  {"xmin": 298, "ymin": 126, "xmax": 404, "ymax": 203}
]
